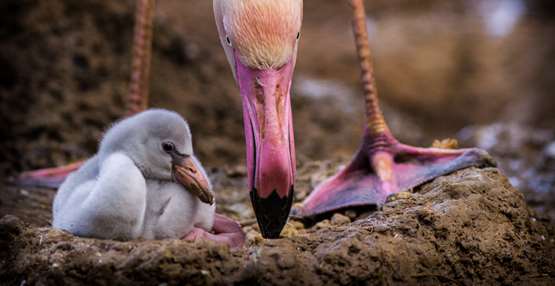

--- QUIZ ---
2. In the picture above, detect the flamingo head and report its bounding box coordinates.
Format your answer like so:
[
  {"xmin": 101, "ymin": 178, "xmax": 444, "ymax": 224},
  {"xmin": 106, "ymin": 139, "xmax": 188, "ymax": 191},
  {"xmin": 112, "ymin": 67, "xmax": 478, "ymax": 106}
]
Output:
[{"xmin": 213, "ymin": 0, "xmax": 303, "ymax": 238}]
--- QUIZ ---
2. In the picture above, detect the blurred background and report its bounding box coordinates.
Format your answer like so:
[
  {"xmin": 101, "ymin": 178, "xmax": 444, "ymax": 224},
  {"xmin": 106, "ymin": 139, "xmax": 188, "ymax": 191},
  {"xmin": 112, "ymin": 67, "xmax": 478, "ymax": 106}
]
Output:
[{"xmin": 0, "ymin": 0, "xmax": 553, "ymax": 219}]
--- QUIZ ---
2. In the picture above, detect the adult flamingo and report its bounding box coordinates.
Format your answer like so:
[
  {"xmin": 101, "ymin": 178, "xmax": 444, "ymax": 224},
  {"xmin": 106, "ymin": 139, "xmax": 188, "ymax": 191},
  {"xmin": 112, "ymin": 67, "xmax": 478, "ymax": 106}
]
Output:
[{"xmin": 213, "ymin": 0, "xmax": 302, "ymax": 238}]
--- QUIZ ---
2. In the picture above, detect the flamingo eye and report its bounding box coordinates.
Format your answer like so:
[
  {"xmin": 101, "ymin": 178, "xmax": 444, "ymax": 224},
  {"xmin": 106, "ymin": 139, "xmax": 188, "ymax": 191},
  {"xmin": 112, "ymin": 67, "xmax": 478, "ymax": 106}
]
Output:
[
  {"xmin": 296, "ymin": 32, "xmax": 301, "ymax": 40},
  {"xmin": 225, "ymin": 35, "xmax": 232, "ymax": 46},
  {"xmin": 162, "ymin": 142, "xmax": 175, "ymax": 153}
]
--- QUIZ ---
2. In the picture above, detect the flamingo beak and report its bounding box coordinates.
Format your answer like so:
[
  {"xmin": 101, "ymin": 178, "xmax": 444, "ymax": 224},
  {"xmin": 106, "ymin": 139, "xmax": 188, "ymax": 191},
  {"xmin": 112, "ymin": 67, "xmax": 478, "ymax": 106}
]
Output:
[
  {"xmin": 173, "ymin": 156, "xmax": 214, "ymax": 205},
  {"xmin": 235, "ymin": 57, "xmax": 296, "ymax": 239}
]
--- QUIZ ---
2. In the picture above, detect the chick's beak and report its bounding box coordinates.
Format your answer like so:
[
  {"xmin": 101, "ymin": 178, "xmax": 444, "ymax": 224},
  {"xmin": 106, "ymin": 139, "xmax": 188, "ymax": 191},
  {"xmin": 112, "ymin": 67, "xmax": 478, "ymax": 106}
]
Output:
[{"xmin": 173, "ymin": 156, "xmax": 214, "ymax": 205}]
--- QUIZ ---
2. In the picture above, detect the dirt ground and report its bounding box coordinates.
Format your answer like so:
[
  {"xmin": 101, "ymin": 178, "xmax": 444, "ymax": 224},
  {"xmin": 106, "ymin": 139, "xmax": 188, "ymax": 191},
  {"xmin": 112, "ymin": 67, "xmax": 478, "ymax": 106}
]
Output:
[
  {"xmin": 1, "ymin": 167, "xmax": 554, "ymax": 285},
  {"xmin": 1, "ymin": 0, "xmax": 555, "ymax": 285}
]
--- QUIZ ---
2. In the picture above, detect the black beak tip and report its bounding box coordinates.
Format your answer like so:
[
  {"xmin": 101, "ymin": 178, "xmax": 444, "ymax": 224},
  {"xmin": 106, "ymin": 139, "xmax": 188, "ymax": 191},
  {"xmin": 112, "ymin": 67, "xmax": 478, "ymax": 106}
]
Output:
[{"xmin": 250, "ymin": 186, "xmax": 294, "ymax": 239}]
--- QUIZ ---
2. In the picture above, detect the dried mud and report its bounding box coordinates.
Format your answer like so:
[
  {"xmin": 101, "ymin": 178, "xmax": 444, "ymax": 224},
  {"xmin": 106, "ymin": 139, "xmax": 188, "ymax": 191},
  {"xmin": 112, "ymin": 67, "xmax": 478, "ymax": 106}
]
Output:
[
  {"xmin": 1, "ymin": 167, "xmax": 554, "ymax": 285},
  {"xmin": 1, "ymin": 1, "xmax": 555, "ymax": 285}
]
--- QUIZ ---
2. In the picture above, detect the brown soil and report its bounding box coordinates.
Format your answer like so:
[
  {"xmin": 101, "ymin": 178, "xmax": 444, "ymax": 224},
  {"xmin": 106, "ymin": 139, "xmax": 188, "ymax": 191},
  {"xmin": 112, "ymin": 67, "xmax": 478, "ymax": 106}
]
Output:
[
  {"xmin": 1, "ymin": 167, "xmax": 554, "ymax": 285},
  {"xmin": 1, "ymin": 1, "xmax": 555, "ymax": 285}
]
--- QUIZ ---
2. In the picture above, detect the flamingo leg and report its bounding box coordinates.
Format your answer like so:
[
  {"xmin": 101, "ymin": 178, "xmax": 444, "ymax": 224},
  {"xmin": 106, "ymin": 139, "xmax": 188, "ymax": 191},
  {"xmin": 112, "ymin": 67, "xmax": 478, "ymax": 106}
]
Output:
[
  {"xmin": 184, "ymin": 214, "xmax": 246, "ymax": 249},
  {"xmin": 292, "ymin": 0, "xmax": 496, "ymax": 219},
  {"xmin": 14, "ymin": 161, "xmax": 84, "ymax": 189},
  {"xmin": 13, "ymin": 0, "xmax": 155, "ymax": 189}
]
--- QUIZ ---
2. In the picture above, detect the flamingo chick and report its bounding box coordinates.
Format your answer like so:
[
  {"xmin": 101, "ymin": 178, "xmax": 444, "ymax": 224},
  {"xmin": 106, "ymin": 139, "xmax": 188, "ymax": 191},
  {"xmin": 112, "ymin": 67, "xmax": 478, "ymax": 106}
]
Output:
[
  {"xmin": 53, "ymin": 109, "xmax": 244, "ymax": 248},
  {"xmin": 213, "ymin": 0, "xmax": 303, "ymax": 238}
]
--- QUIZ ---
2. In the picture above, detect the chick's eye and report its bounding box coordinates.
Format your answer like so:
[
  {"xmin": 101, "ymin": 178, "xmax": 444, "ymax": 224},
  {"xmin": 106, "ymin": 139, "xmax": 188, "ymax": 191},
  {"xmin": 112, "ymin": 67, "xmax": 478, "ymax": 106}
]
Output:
[
  {"xmin": 162, "ymin": 142, "xmax": 175, "ymax": 153},
  {"xmin": 225, "ymin": 35, "xmax": 232, "ymax": 46}
]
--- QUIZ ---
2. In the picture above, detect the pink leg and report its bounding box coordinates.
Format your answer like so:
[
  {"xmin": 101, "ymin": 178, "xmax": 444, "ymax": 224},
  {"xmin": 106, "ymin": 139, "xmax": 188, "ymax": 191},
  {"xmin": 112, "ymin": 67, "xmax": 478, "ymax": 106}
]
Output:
[
  {"xmin": 12, "ymin": 0, "xmax": 157, "ymax": 190},
  {"xmin": 184, "ymin": 214, "xmax": 245, "ymax": 249},
  {"xmin": 292, "ymin": 0, "xmax": 496, "ymax": 220},
  {"xmin": 13, "ymin": 161, "xmax": 84, "ymax": 189}
]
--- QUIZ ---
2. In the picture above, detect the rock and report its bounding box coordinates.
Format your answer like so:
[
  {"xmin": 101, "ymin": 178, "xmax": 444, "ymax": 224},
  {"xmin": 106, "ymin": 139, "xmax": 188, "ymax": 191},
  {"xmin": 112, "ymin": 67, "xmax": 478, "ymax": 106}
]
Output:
[
  {"xmin": 372, "ymin": 224, "xmax": 389, "ymax": 233},
  {"xmin": 546, "ymin": 142, "xmax": 555, "ymax": 158},
  {"xmin": 281, "ymin": 222, "xmax": 300, "ymax": 238},
  {"xmin": 288, "ymin": 220, "xmax": 305, "ymax": 230},
  {"xmin": 330, "ymin": 213, "xmax": 351, "ymax": 225},
  {"xmin": 295, "ymin": 190, "xmax": 308, "ymax": 201},
  {"xmin": 224, "ymin": 165, "xmax": 247, "ymax": 178},
  {"xmin": 0, "ymin": 215, "xmax": 24, "ymax": 237},
  {"xmin": 345, "ymin": 210, "xmax": 358, "ymax": 220},
  {"xmin": 431, "ymin": 138, "xmax": 459, "ymax": 149},
  {"xmin": 386, "ymin": 191, "xmax": 413, "ymax": 202},
  {"xmin": 246, "ymin": 229, "xmax": 263, "ymax": 245},
  {"xmin": 314, "ymin": 219, "xmax": 331, "ymax": 230}
]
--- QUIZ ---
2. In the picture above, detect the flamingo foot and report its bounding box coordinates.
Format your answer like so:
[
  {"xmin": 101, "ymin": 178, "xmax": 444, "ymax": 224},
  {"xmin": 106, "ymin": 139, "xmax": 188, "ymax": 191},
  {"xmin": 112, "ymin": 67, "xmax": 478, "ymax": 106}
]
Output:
[
  {"xmin": 184, "ymin": 214, "xmax": 245, "ymax": 249},
  {"xmin": 292, "ymin": 129, "xmax": 496, "ymax": 220},
  {"xmin": 13, "ymin": 161, "xmax": 85, "ymax": 189}
]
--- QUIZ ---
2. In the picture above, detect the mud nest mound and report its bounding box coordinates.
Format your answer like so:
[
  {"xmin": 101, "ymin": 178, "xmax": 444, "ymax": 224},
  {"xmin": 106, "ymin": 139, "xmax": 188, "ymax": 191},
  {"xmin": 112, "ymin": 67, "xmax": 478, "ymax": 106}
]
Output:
[{"xmin": 1, "ymin": 168, "xmax": 553, "ymax": 285}]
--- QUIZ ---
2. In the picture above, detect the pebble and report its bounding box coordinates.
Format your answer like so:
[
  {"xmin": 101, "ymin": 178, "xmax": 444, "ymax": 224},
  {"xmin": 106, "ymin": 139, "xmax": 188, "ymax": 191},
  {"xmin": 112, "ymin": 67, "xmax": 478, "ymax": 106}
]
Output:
[
  {"xmin": 276, "ymin": 253, "xmax": 296, "ymax": 269},
  {"xmin": 387, "ymin": 191, "xmax": 413, "ymax": 202},
  {"xmin": 228, "ymin": 203, "xmax": 250, "ymax": 217},
  {"xmin": 288, "ymin": 220, "xmax": 305, "ymax": 230},
  {"xmin": 0, "ymin": 215, "xmax": 24, "ymax": 236},
  {"xmin": 545, "ymin": 142, "xmax": 555, "ymax": 158},
  {"xmin": 345, "ymin": 210, "xmax": 358, "ymax": 220},
  {"xmin": 310, "ymin": 173, "xmax": 329, "ymax": 188},
  {"xmin": 373, "ymin": 224, "xmax": 388, "ymax": 233},
  {"xmin": 432, "ymin": 138, "xmax": 459, "ymax": 149},
  {"xmin": 246, "ymin": 230, "xmax": 263, "ymax": 244},
  {"xmin": 315, "ymin": 219, "xmax": 331, "ymax": 229},
  {"xmin": 331, "ymin": 213, "xmax": 351, "ymax": 225},
  {"xmin": 225, "ymin": 165, "xmax": 247, "ymax": 177},
  {"xmin": 281, "ymin": 223, "xmax": 300, "ymax": 238},
  {"xmin": 296, "ymin": 191, "xmax": 308, "ymax": 200}
]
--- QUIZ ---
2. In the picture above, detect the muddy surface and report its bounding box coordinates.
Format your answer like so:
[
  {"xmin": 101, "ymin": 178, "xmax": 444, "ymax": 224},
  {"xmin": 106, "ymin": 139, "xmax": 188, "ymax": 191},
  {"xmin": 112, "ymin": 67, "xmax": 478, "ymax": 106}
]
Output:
[
  {"xmin": 1, "ymin": 0, "xmax": 555, "ymax": 285},
  {"xmin": 1, "ymin": 167, "xmax": 554, "ymax": 285}
]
